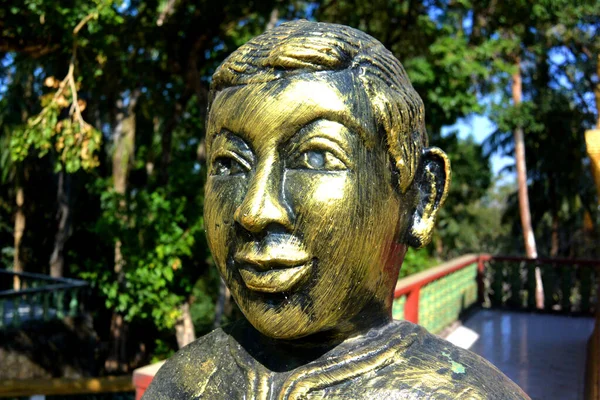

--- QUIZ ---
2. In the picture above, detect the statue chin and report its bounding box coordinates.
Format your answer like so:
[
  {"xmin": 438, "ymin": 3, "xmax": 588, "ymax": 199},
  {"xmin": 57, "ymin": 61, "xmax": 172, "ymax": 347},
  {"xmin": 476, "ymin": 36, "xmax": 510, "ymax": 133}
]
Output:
[{"xmin": 142, "ymin": 20, "xmax": 530, "ymax": 400}]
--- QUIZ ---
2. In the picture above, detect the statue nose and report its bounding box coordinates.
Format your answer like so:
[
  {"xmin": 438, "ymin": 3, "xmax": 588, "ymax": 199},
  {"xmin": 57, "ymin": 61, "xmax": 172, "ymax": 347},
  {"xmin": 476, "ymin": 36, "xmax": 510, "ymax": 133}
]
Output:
[{"xmin": 234, "ymin": 158, "xmax": 292, "ymax": 233}]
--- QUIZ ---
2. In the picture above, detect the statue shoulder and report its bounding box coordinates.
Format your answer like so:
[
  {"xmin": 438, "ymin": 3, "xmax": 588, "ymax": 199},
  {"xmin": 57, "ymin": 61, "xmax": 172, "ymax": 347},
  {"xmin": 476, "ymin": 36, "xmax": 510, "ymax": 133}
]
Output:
[
  {"xmin": 383, "ymin": 321, "xmax": 530, "ymax": 399},
  {"xmin": 142, "ymin": 328, "xmax": 230, "ymax": 399}
]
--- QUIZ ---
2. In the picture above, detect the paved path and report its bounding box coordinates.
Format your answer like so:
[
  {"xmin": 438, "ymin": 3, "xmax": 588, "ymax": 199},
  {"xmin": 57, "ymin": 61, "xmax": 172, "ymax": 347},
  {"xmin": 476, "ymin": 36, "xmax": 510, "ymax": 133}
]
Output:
[{"xmin": 455, "ymin": 309, "xmax": 595, "ymax": 400}]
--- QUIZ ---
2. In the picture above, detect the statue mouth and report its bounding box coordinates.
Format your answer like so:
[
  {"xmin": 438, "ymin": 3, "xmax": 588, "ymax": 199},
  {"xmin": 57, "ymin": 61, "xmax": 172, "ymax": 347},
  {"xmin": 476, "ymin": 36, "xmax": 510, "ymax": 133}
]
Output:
[
  {"xmin": 237, "ymin": 262, "xmax": 312, "ymax": 293},
  {"xmin": 234, "ymin": 236, "xmax": 312, "ymax": 293}
]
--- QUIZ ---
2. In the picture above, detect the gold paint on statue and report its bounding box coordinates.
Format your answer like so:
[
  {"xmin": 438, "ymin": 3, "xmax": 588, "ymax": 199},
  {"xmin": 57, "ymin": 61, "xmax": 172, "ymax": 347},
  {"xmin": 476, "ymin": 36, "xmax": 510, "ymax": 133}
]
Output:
[
  {"xmin": 144, "ymin": 20, "xmax": 530, "ymax": 399},
  {"xmin": 205, "ymin": 75, "xmax": 406, "ymax": 339}
]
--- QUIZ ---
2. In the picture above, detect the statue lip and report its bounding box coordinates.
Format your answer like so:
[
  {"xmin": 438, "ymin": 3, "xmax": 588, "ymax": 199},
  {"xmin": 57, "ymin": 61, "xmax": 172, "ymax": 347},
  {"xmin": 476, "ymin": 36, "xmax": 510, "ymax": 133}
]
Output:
[
  {"xmin": 237, "ymin": 262, "xmax": 312, "ymax": 293},
  {"xmin": 234, "ymin": 239, "xmax": 312, "ymax": 293}
]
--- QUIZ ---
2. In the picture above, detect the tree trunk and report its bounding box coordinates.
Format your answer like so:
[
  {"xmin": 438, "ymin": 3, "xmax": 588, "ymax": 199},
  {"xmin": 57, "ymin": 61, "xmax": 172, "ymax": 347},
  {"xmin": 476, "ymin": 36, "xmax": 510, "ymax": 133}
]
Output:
[
  {"xmin": 106, "ymin": 313, "xmax": 128, "ymax": 373},
  {"xmin": 550, "ymin": 212, "xmax": 559, "ymax": 258},
  {"xmin": 13, "ymin": 77, "xmax": 32, "ymax": 289},
  {"xmin": 49, "ymin": 170, "xmax": 71, "ymax": 278},
  {"xmin": 434, "ymin": 234, "xmax": 444, "ymax": 259},
  {"xmin": 158, "ymin": 95, "xmax": 191, "ymax": 186},
  {"xmin": 266, "ymin": 8, "xmax": 279, "ymax": 30},
  {"xmin": 549, "ymin": 181, "xmax": 559, "ymax": 258},
  {"xmin": 112, "ymin": 107, "xmax": 135, "ymax": 279},
  {"xmin": 175, "ymin": 302, "xmax": 196, "ymax": 349},
  {"xmin": 13, "ymin": 180, "xmax": 25, "ymax": 290},
  {"xmin": 512, "ymin": 57, "xmax": 543, "ymax": 309},
  {"xmin": 105, "ymin": 91, "xmax": 140, "ymax": 373}
]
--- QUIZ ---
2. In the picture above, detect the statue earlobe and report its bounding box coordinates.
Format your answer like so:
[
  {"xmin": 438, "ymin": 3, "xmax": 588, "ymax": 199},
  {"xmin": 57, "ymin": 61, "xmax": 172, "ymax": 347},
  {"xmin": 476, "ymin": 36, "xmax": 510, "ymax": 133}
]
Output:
[{"xmin": 405, "ymin": 147, "xmax": 451, "ymax": 248}]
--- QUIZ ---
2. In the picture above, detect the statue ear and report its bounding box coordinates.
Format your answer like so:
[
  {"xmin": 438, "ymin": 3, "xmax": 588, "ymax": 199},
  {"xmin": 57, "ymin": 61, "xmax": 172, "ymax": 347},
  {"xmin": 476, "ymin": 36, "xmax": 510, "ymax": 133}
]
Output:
[{"xmin": 405, "ymin": 147, "xmax": 451, "ymax": 248}]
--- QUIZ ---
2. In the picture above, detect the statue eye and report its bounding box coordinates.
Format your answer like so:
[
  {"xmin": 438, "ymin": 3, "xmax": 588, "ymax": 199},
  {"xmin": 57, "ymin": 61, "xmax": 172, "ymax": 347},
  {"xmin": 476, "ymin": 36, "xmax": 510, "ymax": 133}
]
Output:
[
  {"xmin": 294, "ymin": 150, "xmax": 347, "ymax": 171},
  {"xmin": 289, "ymin": 136, "xmax": 351, "ymax": 171},
  {"xmin": 211, "ymin": 156, "xmax": 247, "ymax": 176},
  {"xmin": 305, "ymin": 151, "xmax": 325, "ymax": 169}
]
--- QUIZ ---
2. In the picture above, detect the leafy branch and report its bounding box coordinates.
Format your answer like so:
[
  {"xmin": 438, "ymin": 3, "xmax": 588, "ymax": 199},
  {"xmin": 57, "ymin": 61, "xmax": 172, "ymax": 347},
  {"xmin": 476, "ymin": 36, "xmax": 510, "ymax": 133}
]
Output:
[{"xmin": 10, "ymin": 11, "xmax": 101, "ymax": 173}]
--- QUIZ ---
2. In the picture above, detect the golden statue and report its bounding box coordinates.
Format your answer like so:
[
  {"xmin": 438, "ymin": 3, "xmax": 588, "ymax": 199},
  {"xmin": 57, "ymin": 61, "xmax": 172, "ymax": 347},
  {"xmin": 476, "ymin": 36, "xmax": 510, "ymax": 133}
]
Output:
[{"xmin": 144, "ymin": 21, "xmax": 529, "ymax": 399}]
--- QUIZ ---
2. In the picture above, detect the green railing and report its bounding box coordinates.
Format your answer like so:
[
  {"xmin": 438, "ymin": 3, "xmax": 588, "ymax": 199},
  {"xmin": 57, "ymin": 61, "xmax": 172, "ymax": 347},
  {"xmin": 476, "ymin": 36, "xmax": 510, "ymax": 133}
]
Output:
[
  {"xmin": 393, "ymin": 254, "xmax": 600, "ymax": 334},
  {"xmin": 0, "ymin": 269, "xmax": 89, "ymax": 329},
  {"xmin": 393, "ymin": 254, "xmax": 481, "ymax": 333}
]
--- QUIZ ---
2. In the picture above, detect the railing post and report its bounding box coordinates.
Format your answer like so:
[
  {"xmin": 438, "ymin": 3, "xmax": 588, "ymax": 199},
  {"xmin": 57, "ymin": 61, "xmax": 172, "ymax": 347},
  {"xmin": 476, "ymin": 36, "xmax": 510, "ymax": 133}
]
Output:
[
  {"xmin": 56, "ymin": 291, "xmax": 65, "ymax": 319},
  {"xmin": 13, "ymin": 297, "xmax": 21, "ymax": 327},
  {"xmin": 30, "ymin": 281, "xmax": 38, "ymax": 320},
  {"xmin": 404, "ymin": 287, "xmax": 420, "ymax": 324},
  {"xmin": 477, "ymin": 255, "xmax": 486, "ymax": 305},
  {"xmin": 43, "ymin": 292, "xmax": 50, "ymax": 321},
  {"xmin": 69, "ymin": 288, "xmax": 79, "ymax": 317},
  {"xmin": 581, "ymin": 267, "xmax": 592, "ymax": 313},
  {"xmin": 30, "ymin": 292, "xmax": 37, "ymax": 320}
]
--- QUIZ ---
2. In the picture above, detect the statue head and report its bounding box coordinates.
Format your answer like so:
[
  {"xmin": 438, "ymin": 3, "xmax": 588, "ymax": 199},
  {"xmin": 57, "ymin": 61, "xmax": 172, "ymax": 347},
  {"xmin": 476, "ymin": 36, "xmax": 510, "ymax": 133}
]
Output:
[{"xmin": 204, "ymin": 21, "xmax": 450, "ymax": 340}]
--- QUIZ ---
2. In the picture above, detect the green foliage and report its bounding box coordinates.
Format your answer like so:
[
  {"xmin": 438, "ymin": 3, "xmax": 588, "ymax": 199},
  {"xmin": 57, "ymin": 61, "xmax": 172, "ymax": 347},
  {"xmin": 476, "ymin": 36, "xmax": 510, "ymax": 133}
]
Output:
[
  {"xmin": 189, "ymin": 269, "xmax": 220, "ymax": 334},
  {"xmin": 151, "ymin": 338, "xmax": 176, "ymax": 364},
  {"xmin": 81, "ymin": 186, "xmax": 203, "ymax": 331},
  {"xmin": 2, "ymin": 0, "xmax": 126, "ymax": 175},
  {"xmin": 1, "ymin": 0, "xmax": 277, "ymax": 361},
  {"xmin": 0, "ymin": 247, "xmax": 14, "ymax": 269},
  {"xmin": 490, "ymin": 102, "xmax": 545, "ymax": 139},
  {"xmin": 10, "ymin": 81, "xmax": 102, "ymax": 172},
  {"xmin": 399, "ymin": 248, "xmax": 438, "ymax": 279},
  {"xmin": 432, "ymin": 132, "xmax": 503, "ymax": 257}
]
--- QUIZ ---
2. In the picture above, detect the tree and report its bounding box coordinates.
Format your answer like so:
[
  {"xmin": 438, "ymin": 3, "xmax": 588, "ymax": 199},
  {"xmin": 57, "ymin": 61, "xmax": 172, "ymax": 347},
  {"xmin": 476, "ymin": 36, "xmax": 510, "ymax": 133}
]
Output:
[
  {"xmin": 1, "ymin": 0, "xmax": 597, "ymax": 369},
  {"xmin": 483, "ymin": 0, "xmax": 600, "ymax": 258},
  {"xmin": 1, "ymin": 0, "xmax": 279, "ymax": 370}
]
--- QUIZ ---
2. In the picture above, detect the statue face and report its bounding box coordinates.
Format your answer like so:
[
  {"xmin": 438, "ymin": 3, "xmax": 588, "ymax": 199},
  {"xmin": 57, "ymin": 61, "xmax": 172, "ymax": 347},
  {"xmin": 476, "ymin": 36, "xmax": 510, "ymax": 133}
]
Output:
[{"xmin": 205, "ymin": 73, "xmax": 409, "ymax": 339}]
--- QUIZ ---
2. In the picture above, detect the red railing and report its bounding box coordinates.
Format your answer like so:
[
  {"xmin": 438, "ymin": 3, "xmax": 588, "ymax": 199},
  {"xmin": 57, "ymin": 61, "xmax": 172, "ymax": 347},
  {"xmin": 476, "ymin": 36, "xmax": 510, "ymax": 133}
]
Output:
[
  {"xmin": 133, "ymin": 362, "xmax": 165, "ymax": 400},
  {"xmin": 394, "ymin": 253, "xmax": 600, "ymax": 324},
  {"xmin": 393, "ymin": 254, "xmax": 486, "ymax": 324}
]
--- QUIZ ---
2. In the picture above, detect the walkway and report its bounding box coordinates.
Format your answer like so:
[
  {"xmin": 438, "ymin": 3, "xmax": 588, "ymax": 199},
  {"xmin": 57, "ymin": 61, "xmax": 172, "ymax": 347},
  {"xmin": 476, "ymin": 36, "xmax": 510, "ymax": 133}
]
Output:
[{"xmin": 446, "ymin": 309, "xmax": 595, "ymax": 400}]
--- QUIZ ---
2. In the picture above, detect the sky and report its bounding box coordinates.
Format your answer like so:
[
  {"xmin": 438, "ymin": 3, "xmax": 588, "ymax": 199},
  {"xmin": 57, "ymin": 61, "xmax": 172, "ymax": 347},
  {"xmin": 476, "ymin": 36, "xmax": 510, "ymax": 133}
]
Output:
[{"xmin": 442, "ymin": 115, "xmax": 515, "ymax": 184}]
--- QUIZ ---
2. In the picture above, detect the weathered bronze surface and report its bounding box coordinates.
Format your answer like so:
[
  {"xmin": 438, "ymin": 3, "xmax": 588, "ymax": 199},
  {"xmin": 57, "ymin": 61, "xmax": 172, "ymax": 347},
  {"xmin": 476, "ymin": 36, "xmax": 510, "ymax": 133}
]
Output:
[{"xmin": 145, "ymin": 21, "xmax": 529, "ymax": 399}]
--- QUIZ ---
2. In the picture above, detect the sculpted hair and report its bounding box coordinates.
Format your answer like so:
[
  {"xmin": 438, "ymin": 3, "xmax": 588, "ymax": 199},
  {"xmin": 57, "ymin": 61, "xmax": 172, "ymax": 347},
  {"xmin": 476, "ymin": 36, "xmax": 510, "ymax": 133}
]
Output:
[{"xmin": 209, "ymin": 20, "xmax": 427, "ymax": 192}]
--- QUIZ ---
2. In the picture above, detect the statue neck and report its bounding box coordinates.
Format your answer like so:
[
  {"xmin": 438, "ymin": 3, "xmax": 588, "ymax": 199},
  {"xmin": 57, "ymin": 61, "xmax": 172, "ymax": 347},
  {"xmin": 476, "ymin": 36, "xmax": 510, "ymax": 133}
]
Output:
[{"xmin": 229, "ymin": 306, "xmax": 392, "ymax": 373}]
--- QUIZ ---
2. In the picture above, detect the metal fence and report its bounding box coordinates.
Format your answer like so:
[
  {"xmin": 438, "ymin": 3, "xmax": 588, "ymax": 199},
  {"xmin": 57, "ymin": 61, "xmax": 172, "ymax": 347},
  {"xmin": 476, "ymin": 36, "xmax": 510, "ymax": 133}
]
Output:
[
  {"xmin": 0, "ymin": 269, "xmax": 89, "ymax": 329},
  {"xmin": 483, "ymin": 255, "xmax": 599, "ymax": 314}
]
